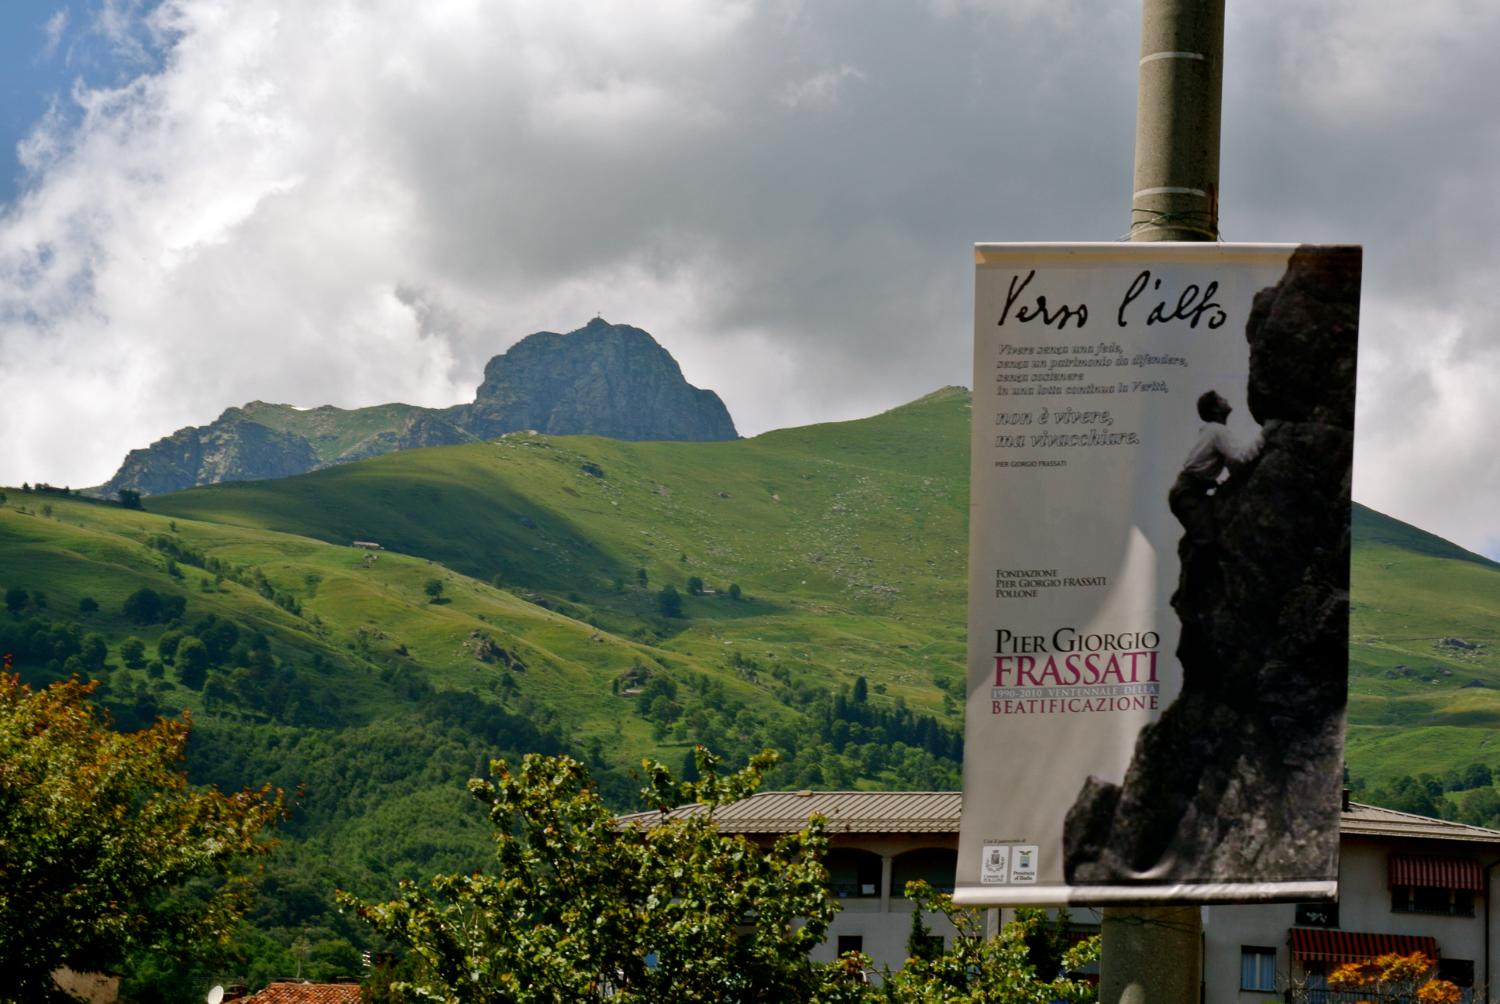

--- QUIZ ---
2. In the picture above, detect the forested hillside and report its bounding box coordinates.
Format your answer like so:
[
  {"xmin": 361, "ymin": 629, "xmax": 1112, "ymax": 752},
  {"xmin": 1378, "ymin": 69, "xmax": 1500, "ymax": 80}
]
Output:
[
  {"xmin": 5, "ymin": 385, "xmax": 1500, "ymax": 990},
  {"xmin": 2, "ymin": 391, "xmax": 972, "ymax": 988}
]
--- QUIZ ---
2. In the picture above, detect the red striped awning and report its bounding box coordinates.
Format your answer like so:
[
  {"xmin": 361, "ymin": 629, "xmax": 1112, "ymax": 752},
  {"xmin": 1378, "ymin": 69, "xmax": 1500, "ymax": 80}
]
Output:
[
  {"xmin": 1388, "ymin": 854, "xmax": 1484, "ymax": 892},
  {"xmin": 1289, "ymin": 928, "xmax": 1438, "ymax": 963}
]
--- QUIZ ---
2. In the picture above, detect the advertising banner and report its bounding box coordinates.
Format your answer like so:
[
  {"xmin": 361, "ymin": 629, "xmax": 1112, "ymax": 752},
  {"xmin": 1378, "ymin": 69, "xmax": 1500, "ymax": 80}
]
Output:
[{"xmin": 955, "ymin": 243, "xmax": 1360, "ymax": 905}]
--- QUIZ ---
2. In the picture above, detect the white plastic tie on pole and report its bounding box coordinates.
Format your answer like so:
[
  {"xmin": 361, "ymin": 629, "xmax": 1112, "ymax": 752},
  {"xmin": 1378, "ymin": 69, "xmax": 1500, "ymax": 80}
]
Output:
[
  {"xmin": 1140, "ymin": 51, "xmax": 1207, "ymax": 65},
  {"xmin": 1132, "ymin": 186, "xmax": 1209, "ymax": 198}
]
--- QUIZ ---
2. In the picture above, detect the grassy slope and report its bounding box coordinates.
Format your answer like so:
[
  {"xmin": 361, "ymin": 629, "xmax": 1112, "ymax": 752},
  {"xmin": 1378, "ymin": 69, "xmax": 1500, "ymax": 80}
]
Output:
[
  {"xmin": 0, "ymin": 494, "xmax": 767, "ymax": 769},
  {"xmin": 151, "ymin": 387, "xmax": 974, "ymax": 713},
  {"xmin": 238, "ymin": 400, "xmax": 445, "ymax": 464},
  {"xmin": 1345, "ymin": 509, "xmax": 1500, "ymax": 785},
  {"xmin": 9, "ymin": 385, "xmax": 1499, "ymax": 794},
  {"xmin": 156, "ymin": 386, "xmax": 1500, "ymax": 790}
]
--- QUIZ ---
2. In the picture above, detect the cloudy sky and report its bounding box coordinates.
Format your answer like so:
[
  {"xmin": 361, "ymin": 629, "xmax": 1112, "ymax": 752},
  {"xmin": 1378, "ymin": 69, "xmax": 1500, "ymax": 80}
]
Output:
[{"xmin": 1, "ymin": 1, "xmax": 1497, "ymax": 557}]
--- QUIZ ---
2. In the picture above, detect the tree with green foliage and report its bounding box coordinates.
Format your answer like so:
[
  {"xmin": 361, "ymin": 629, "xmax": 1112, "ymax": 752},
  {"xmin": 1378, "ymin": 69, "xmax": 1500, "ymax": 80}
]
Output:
[
  {"xmin": 177, "ymin": 639, "xmax": 210, "ymax": 690},
  {"xmin": 194, "ymin": 616, "xmax": 239, "ymax": 662},
  {"xmin": 122, "ymin": 588, "xmax": 161, "ymax": 624},
  {"xmin": 657, "ymin": 584, "xmax": 683, "ymax": 619},
  {"xmin": 680, "ymin": 747, "xmax": 702, "ymax": 782},
  {"xmin": 120, "ymin": 637, "xmax": 147, "ymax": 670},
  {"xmin": 906, "ymin": 902, "xmax": 942, "ymax": 963},
  {"xmin": 883, "ymin": 883, "xmax": 1098, "ymax": 1003},
  {"xmin": 1017, "ymin": 906, "xmax": 1080, "ymax": 982},
  {"xmin": 157, "ymin": 629, "xmax": 184, "ymax": 664},
  {"xmin": 3, "ymin": 588, "xmax": 25, "ymax": 615},
  {"xmin": 1370, "ymin": 775, "xmax": 1447, "ymax": 819},
  {"xmin": 116, "ymin": 488, "xmax": 144, "ymax": 510},
  {"xmin": 0, "ymin": 672, "xmax": 284, "ymax": 1002},
  {"xmin": 1458, "ymin": 786, "xmax": 1500, "ymax": 828},
  {"xmin": 345, "ymin": 749, "xmax": 1096, "ymax": 1004},
  {"xmin": 727, "ymin": 583, "xmax": 742, "ymax": 600},
  {"xmin": 344, "ymin": 749, "xmax": 852, "ymax": 1003},
  {"xmin": 77, "ymin": 596, "xmax": 98, "ymax": 614},
  {"xmin": 686, "ymin": 575, "xmax": 705, "ymax": 596},
  {"xmin": 79, "ymin": 633, "xmax": 109, "ymax": 673},
  {"xmin": 126, "ymin": 590, "xmax": 184, "ymax": 626},
  {"xmin": 424, "ymin": 578, "xmax": 444, "ymax": 603},
  {"xmin": 636, "ymin": 567, "xmax": 648, "ymax": 588}
]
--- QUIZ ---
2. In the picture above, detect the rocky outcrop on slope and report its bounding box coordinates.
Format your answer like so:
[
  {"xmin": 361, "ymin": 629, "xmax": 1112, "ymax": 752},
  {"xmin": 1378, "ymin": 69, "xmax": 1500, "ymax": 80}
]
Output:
[
  {"xmin": 458, "ymin": 318, "xmax": 738, "ymax": 442},
  {"xmin": 102, "ymin": 412, "xmax": 320, "ymax": 496},
  {"xmin": 333, "ymin": 412, "xmax": 474, "ymax": 464},
  {"xmin": 1063, "ymin": 246, "xmax": 1360, "ymax": 886},
  {"xmin": 97, "ymin": 319, "xmax": 737, "ymax": 496}
]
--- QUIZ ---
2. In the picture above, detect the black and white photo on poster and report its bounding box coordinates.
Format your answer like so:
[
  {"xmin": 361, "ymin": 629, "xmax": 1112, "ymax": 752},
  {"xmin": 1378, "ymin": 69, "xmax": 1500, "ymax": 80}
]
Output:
[{"xmin": 955, "ymin": 243, "xmax": 1361, "ymax": 906}]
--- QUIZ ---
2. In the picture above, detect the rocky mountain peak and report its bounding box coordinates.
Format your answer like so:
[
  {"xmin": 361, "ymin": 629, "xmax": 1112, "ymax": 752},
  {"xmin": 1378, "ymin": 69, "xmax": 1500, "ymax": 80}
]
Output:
[
  {"xmin": 462, "ymin": 319, "xmax": 737, "ymax": 442},
  {"xmin": 98, "ymin": 320, "xmax": 737, "ymax": 497}
]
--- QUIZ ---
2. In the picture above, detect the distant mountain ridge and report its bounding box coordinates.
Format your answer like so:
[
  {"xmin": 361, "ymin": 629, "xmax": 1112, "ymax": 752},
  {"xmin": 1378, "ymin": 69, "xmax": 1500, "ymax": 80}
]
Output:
[{"xmin": 98, "ymin": 319, "xmax": 737, "ymax": 496}]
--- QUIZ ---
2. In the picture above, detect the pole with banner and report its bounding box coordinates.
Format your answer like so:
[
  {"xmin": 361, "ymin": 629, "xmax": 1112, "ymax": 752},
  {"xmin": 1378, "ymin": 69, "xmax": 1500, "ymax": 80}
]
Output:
[
  {"xmin": 954, "ymin": 7, "xmax": 1361, "ymax": 1002},
  {"xmin": 1113, "ymin": 0, "xmax": 1224, "ymax": 995}
]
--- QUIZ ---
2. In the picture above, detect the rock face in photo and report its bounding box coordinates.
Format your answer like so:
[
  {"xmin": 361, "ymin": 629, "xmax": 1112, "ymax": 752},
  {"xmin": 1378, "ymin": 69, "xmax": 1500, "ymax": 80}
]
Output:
[{"xmin": 1063, "ymin": 246, "xmax": 1360, "ymax": 886}]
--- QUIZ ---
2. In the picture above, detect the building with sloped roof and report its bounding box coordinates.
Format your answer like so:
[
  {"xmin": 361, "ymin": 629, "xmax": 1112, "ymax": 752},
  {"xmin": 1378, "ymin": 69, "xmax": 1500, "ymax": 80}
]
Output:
[
  {"xmin": 236, "ymin": 982, "xmax": 362, "ymax": 1004},
  {"xmin": 1211, "ymin": 799, "xmax": 1500, "ymax": 1004},
  {"xmin": 620, "ymin": 790, "xmax": 965, "ymax": 966},
  {"xmin": 627, "ymin": 792, "xmax": 1500, "ymax": 999}
]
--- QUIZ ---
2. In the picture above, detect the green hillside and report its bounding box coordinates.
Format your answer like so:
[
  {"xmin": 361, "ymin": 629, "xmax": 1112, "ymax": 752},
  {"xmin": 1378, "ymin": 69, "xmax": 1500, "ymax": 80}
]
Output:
[
  {"xmin": 150, "ymin": 387, "xmax": 973, "ymax": 714},
  {"xmin": 150, "ymin": 386, "xmax": 1500, "ymax": 792},
  {"xmin": 6, "ymin": 385, "xmax": 1500, "ymax": 988},
  {"xmin": 236, "ymin": 400, "xmax": 444, "ymax": 464},
  {"xmin": 2, "ymin": 391, "xmax": 978, "ymax": 983},
  {"xmin": 1346, "ymin": 507, "xmax": 1500, "ymax": 789},
  {"xmin": 38, "ymin": 382, "xmax": 1500, "ymax": 796}
]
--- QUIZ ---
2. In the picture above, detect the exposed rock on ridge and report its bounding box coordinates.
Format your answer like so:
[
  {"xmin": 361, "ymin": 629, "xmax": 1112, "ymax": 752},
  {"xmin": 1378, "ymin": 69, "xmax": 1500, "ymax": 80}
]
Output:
[
  {"xmin": 1063, "ymin": 246, "xmax": 1359, "ymax": 886},
  {"xmin": 103, "ymin": 412, "xmax": 320, "ymax": 497},
  {"xmin": 457, "ymin": 318, "xmax": 737, "ymax": 442},
  {"xmin": 98, "ymin": 319, "xmax": 737, "ymax": 496}
]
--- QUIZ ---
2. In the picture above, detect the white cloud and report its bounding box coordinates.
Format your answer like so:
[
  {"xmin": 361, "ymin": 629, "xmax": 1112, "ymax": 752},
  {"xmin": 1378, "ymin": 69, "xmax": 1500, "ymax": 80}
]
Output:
[
  {"xmin": 779, "ymin": 64, "xmax": 864, "ymax": 110},
  {"xmin": 0, "ymin": 0, "xmax": 1497, "ymax": 557},
  {"xmin": 39, "ymin": 8, "xmax": 70, "ymax": 62}
]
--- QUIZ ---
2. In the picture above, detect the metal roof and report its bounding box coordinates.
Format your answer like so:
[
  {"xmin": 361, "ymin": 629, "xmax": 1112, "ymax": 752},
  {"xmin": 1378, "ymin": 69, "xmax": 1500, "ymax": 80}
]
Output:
[
  {"xmin": 618, "ymin": 791, "xmax": 962, "ymax": 834},
  {"xmin": 1340, "ymin": 801, "xmax": 1500, "ymax": 845},
  {"xmin": 622, "ymin": 793, "xmax": 1500, "ymax": 844},
  {"xmin": 240, "ymin": 983, "xmax": 362, "ymax": 1004}
]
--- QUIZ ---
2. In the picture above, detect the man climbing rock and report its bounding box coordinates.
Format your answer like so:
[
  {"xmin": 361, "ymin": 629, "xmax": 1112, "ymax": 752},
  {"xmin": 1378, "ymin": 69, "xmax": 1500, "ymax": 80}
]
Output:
[{"xmin": 1168, "ymin": 389, "xmax": 1261, "ymax": 545}]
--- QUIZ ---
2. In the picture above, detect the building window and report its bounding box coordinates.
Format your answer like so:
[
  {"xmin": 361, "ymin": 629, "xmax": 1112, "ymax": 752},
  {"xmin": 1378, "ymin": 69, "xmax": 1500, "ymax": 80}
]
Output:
[
  {"xmin": 1294, "ymin": 902, "xmax": 1339, "ymax": 928},
  {"xmin": 825, "ymin": 849, "xmax": 882, "ymax": 898},
  {"xmin": 1240, "ymin": 947, "xmax": 1277, "ymax": 992},
  {"xmin": 1438, "ymin": 958, "xmax": 1474, "ymax": 985},
  {"xmin": 1439, "ymin": 959, "xmax": 1475, "ymax": 1004},
  {"xmin": 836, "ymin": 935, "xmax": 864, "ymax": 956},
  {"xmin": 1391, "ymin": 884, "xmax": 1476, "ymax": 916},
  {"xmin": 892, "ymin": 847, "xmax": 959, "ymax": 896}
]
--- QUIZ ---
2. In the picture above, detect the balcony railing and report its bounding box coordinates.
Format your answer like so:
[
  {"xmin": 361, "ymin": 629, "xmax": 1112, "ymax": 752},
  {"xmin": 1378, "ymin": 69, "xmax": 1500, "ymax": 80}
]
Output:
[{"xmin": 1287, "ymin": 989, "xmax": 1465, "ymax": 1004}]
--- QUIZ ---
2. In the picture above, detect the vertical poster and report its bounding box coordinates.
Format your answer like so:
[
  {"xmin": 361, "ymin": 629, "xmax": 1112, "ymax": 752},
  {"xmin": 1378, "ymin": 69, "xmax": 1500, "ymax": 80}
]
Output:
[{"xmin": 955, "ymin": 243, "xmax": 1361, "ymax": 905}]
